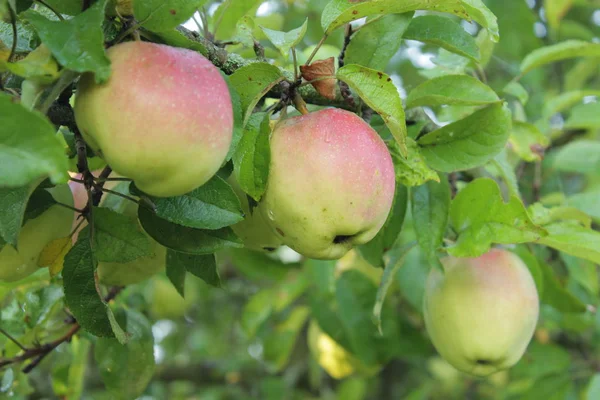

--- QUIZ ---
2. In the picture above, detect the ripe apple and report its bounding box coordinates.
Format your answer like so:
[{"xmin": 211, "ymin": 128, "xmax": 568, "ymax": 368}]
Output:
[
  {"xmin": 227, "ymin": 175, "xmax": 282, "ymax": 252},
  {"xmin": 259, "ymin": 108, "xmax": 395, "ymax": 260},
  {"xmin": 423, "ymin": 248, "xmax": 539, "ymax": 376},
  {"xmin": 0, "ymin": 184, "xmax": 74, "ymax": 282},
  {"xmin": 74, "ymin": 41, "xmax": 233, "ymax": 197}
]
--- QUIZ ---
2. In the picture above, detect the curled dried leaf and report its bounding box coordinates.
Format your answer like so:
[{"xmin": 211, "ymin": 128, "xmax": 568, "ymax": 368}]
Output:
[{"xmin": 300, "ymin": 57, "xmax": 336, "ymax": 100}]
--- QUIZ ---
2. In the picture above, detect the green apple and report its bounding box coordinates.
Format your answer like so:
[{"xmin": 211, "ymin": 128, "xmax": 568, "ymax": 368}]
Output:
[
  {"xmin": 74, "ymin": 41, "xmax": 233, "ymax": 197},
  {"xmin": 423, "ymin": 248, "xmax": 539, "ymax": 376},
  {"xmin": 147, "ymin": 276, "xmax": 199, "ymax": 319},
  {"xmin": 259, "ymin": 108, "xmax": 395, "ymax": 260},
  {"xmin": 227, "ymin": 175, "xmax": 282, "ymax": 252},
  {"xmin": 0, "ymin": 184, "xmax": 74, "ymax": 282}
]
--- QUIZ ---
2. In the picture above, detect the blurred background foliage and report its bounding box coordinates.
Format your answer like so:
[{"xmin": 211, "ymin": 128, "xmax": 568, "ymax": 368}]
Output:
[{"xmin": 2, "ymin": 0, "xmax": 600, "ymax": 399}]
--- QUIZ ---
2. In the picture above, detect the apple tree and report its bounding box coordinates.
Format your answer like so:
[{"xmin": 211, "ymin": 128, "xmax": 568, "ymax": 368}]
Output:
[{"xmin": 1, "ymin": 0, "xmax": 600, "ymax": 398}]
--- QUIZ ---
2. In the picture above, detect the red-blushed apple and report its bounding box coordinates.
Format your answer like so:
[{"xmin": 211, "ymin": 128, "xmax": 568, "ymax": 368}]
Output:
[
  {"xmin": 74, "ymin": 41, "xmax": 233, "ymax": 197},
  {"xmin": 259, "ymin": 108, "xmax": 395, "ymax": 260},
  {"xmin": 423, "ymin": 248, "xmax": 540, "ymax": 376}
]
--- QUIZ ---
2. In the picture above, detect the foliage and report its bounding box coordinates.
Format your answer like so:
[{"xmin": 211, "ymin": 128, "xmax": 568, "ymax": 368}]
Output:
[{"xmin": 1, "ymin": 0, "xmax": 600, "ymax": 399}]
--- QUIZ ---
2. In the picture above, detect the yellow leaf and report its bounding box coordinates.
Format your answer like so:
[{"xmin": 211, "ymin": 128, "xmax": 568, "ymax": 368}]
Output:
[{"xmin": 38, "ymin": 237, "xmax": 72, "ymax": 276}]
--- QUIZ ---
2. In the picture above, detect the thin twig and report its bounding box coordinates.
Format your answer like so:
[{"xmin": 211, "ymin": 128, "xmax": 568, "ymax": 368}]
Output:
[
  {"xmin": 0, "ymin": 327, "xmax": 28, "ymax": 352},
  {"xmin": 101, "ymin": 188, "xmax": 140, "ymax": 205},
  {"xmin": 54, "ymin": 202, "xmax": 84, "ymax": 214},
  {"xmin": 35, "ymin": 0, "xmax": 64, "ymax": 20},
  {"xmin": 292, "ymin": 47, "xmax": 299, "ymax": 81},
  {"xmin": 305, "ymin": 34, "xmax": 328, "ymax": 66},
  {"xmin": 8, "ymin": 7, "xmax": 17, "ymax": 63}
]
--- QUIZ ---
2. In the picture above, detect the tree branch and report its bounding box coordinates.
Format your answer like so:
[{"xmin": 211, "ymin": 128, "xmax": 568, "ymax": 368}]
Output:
[{"xmin": 0, "ymin": 287, "xmax": 123, "ymax": 373}]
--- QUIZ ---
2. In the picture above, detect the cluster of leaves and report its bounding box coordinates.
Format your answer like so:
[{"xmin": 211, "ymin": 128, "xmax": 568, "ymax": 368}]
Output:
[{"xmin": 1, "ymin": 0, "xmax": 600, "ymax": 399}]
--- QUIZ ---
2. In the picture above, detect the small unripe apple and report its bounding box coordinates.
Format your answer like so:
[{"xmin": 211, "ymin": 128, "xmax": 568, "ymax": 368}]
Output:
[
  {"xmin": 227, "ymin": 175, "xmax": 282, "ymax": 252},
  {"xmin": 423, "ymin": 249, "xmax": 539, "ymax": 376},
  {"xmin": 0, "ymin": 185, "xmax": 74, "ymax": 282},
  {"xmin": 74, "ymin": 41, "xmax": 233, "ymax": 197},
  {"xmin": 259, "ymin": 108, "xmax": 395, "ymax": 260}
]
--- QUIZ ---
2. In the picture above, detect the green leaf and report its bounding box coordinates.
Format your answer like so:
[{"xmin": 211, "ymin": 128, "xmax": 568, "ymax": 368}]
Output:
[
  {"xmin": 503, "ymin": 81, "xmax": 529, "ymax": 105},
  {"xmin": 564, "ymin": 101, "xmax": 600, "ymax": 129},
  {"xmin": 358, "ymin": 184, "xmax": 408, "ymax": 267},
  {"xmin": 544, "ymin": 0, "xmax": 574, "ymax": 29},
  {"xmin": 0, "ymin": 186, "xmax": 31, "ymax": 246},
  {"xmin": 448, "ymin": 178, "xmax": 546, "ymax": 257},
  {"xmin": 229, "ymin": 248, "xmax": 294, "ymax": 282},
  {"xmin": 538, "ymin": 258, "xmax": 586, "ymax": 312},
  {"xmin": 167, "ymin": 251, "xmax": 221, "ymax": 288},
  {"xmin": 140, "ymin": 175, "xmax": 243, "ymax": 230},
  {"xmin": 24, "ymin": 284, "xmax": 64, "ymax": 327},
  {"xmin": 165, "ymin": 249, "xmax": 186, "ymax": 297},
  {"xmin": 538, "ymin": 221, "xmax": 600, "ymax": 264},
  {"xmin": 520, "ymin": 40, "xmax": 600, "ymax": 76},
  {"xmin": 262, "ymin": 306, "xmax": 310, "ymax": 372},
  {"xmin": 389, "ymin": 138, "xmax": 440, "ymax": 187},
  {"xmin": 512, "ymin": 342, "xmax": 571, "ymax": 379},
  {"xmin": 568, "ymin": 190, "xmax": 600, "ymax": 222},
  {"xmin": 417, "ymin": 102, "xmax": 511, "ymax": 172},
  {"xmin": 460, "ymin": 0, "xmax": 499, "ymax": 41},
  {"xmin": 134, "ymin": 0, "xmax": 207, "ymax": 32},
  {"xmin": 138, "ymin": 206, "xmax": 243, "ymax": 255},
  {"xmin": 43, "ymin": 0, "xmax": 82, "ymax": 15},
  {"xmin": 562, "ymin": 253, "xmax": 598, "ymax": 296},
  {"xmin": 213, "ymin": 0, "xmax": 262, "ymax": 40},
  {"xmin": 322, "ymin": 0, "xmax": 467, "ymax": 35},
  {"xmin": 22, "ymin": 0, "xmax": 111, "ymax": 83},
  {"xmin": 63, "ymin": 236, "xmax": 115, "ymax": 338},
  {"xmin": 90, "ymin": 207, "xmax": 153, "ymax": 263},
  {"xmin": 224, "ymin": 73, "xmax": 243, "ymax": 162},
  {"xmin": 411, "ymin": 175, "xmax": 450, "ymax": 260},
  {"xmin": 404, "ymin": 15, "xmax": 480, "ymax": 61},
  {"xmin": 95, "ymin": 310, "xmax": 155, "ymax": 400},
  {"xmin": 543, "ymin": 90, "xmax": 600, "ymax": 118},
  {"xmin": 345, "ymin": 13, "xmax": 412, "ymax": 71},
  {"xmin": 406, "ymin": 75, "xmax": 499, "ymax": 109},
  {"xmin": 373, "ymin": 242, "xmax": 416, "ymax": 333},
  {"xmin": 229, "ymin": 62, "xmax": 284, "ymax": 126},
  {"xmin": 233, "ymin": 112, "xmax": 271, "ymax": 201},
  {"xmin": 337, "ymin": 64, "xmax": 407, "ymax": 156},
  {"xmin": 0, "ymin": 93, "xmax": 69, "ymax": 187},
  {"xmin": 145, "ymin": 28, "xmax": 208, "ymax": 55},
  {"xmin": 0, "ymin": 45, "xmax": 60, "ymax": 85},
  {"xmin": 490, "ymin": 150, "xmax": 520, "ymax": 198},
  {"xmin": 513, "ymin": 245, "xmax": 545, "ymax": 298},
  {"xmin": 509, "ymin": 121, "xmax": 549, "ymax": 162},
  {"xmin": 260, "ymin": 19, "xmax": 307, "ymax": 57},
  {"xmin": 547, "ymin": 140, "xmax": 600, "ymax": 175},
  {"xmin": 241, "ymin": 290, "xmax": 274, "ymax": 337},
  {"xmin": 585, "ymin": 374, "xmax": 600, "ymax": 400}
]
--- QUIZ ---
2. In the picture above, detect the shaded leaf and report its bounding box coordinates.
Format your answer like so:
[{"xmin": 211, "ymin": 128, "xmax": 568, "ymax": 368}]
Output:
[
  {"xmin": 261, "ymin": 19, "xmax": 307, "ymax": 56},
  {"xmin": 23, "ymin": 0, "xmax": 111, "ymax": 82},
  {"xmin": 134, "ymin": 0, "xmax": 207, "ymax": 32},
  {"xmin": 520, "ymin": 40, "xmax": 600, "ymax": 76},
  {"xmin": 411, "ymin": 175, "xmax": 450, "ymax": 260}
]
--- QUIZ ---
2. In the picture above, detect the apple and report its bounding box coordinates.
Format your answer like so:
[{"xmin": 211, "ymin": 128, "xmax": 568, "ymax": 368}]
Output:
[
  {"xmin": 227, "ymin": 175, "xmax": 282, "ymax": 252},
  {"xmin": 423, "ymin": 248, "xmax": 539, "ymax": 376},
  {"xmin": 74, "ymin": 41, "xmax": 233, "ymax": 197},
  {"xmin": 259, "ymin": 108, "xmax": 395, "ymax": 260},
  {"xmin": 147, "ymin": 276, "xmax": 199, "ymax": 319},
  {"xmin": 0, "ymin": 184, "xmax": 74, "ymax": 282}
]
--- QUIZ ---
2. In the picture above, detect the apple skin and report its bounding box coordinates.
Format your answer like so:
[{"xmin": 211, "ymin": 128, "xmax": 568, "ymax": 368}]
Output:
[
  {"xmin": 227, "ymin": 175, "xmax": 282, "ymax": 252},
  {"xmin": 0, "ymin": 184, "xmax": 74, "ymax": 282},
  {"xmin": 423, "ymin": 248, "xmax": 539, "ymax": 376},
  {"xmin": 74, "ymin": 41, "xmax": 233, "ymax": 197},
  {"xmin": 259, "ymin": 108, "xmax": 395, "ymax": 260}
]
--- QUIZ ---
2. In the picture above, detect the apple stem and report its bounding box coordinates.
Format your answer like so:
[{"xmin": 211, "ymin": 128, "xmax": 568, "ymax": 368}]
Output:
[{"xmin": 293, "ymin": 92, "xmax": 309, "ymax": 115}]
